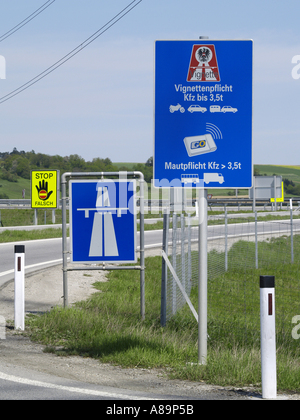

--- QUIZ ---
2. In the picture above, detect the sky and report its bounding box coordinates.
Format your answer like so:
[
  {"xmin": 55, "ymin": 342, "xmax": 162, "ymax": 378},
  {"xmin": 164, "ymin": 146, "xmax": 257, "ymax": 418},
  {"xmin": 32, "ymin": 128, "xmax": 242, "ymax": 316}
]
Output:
[{"xmin": 0, "ymin": 0, "xmax": 300, "ymax": 165}]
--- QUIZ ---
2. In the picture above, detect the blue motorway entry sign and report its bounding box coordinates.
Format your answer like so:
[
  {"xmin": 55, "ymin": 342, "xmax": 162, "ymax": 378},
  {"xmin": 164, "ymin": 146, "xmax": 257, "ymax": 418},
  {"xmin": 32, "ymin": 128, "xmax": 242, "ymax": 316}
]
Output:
[
  {"xmin": 70, "ymin": 180, "xmax": 137, "ymax": 264},
  {"xmin": 154, "ymin": 40, "xmax": 253, "ymax": 188}
]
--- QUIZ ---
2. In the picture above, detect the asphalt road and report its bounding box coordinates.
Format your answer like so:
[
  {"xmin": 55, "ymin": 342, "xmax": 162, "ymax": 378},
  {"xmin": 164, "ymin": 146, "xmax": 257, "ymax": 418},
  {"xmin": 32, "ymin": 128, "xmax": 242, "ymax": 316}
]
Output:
[
  {"xmin": 0, "ymin": 238, "xmax": 63, "ymax": 288},
  {"xmin": 0, "ymin": 360, "xmax": 186, "ymax": 401},
  {"xmin": 1, "ymin": 218, "xmax": 300, "ymax": 288}
]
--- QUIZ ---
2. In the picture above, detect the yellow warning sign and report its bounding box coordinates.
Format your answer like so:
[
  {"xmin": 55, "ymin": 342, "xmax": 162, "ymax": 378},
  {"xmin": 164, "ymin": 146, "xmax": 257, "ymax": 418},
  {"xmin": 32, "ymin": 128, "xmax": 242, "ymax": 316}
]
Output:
[
  {"xmin": 31, "ymin": 170, "xmax": 59, "ymax": 209},
  {"xmin": 270, "ymin": 182, "xmax": 284, "ymax": 203}
]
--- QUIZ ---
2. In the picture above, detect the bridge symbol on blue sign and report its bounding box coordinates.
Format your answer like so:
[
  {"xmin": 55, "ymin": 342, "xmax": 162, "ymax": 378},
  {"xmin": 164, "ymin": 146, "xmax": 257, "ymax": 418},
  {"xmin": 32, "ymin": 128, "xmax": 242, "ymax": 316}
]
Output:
[
  {"xmin": 78, "ymin": 185, "xmax": 129, "ymax": 257},
  {"xmin": 70, "ymin": 180, "xmax": 136, "ymax": 264}
]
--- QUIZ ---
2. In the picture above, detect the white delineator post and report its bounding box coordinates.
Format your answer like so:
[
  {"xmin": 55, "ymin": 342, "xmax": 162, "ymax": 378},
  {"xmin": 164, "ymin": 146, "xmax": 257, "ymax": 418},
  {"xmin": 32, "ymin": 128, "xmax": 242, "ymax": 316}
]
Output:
[
  {"xmin": 14, "ymin": 245, "xmax": 25, "ymax": 331},
  {"xmin": 260, "ymin": 275, "xmax": 277, "ymax": 399}
]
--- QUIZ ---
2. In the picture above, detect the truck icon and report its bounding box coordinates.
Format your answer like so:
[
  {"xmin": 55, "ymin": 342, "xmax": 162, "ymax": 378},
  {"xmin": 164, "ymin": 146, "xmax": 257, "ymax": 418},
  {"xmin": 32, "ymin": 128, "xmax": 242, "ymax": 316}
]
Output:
[{"xmin": 204, "ymin": 173, "xmax": 224, "ymax": 184}]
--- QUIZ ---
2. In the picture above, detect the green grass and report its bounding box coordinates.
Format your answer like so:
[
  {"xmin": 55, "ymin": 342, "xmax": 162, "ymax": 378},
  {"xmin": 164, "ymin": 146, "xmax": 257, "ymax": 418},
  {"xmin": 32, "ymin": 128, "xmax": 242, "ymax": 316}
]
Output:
[
  {"xmin": 0, "ymin": 208, "xmax": 64, "ymax": 227},
  {"xmin": 256, "ymin": 164, "xmax": 300, "ymax": 181},
  {"xmin": 26, "ymin": 236, "xmax": 300, "ymax": 393},
  {"xmin": 206, "ymin": 188, "xmax": 248, "ymax": 197},
  {"xmin": 0, "ymin": 228, "xmax": 65, "ymax": 243},
  {"xmin": 0, "ymin": 177, "xmax": 31, "ymax": 199}
]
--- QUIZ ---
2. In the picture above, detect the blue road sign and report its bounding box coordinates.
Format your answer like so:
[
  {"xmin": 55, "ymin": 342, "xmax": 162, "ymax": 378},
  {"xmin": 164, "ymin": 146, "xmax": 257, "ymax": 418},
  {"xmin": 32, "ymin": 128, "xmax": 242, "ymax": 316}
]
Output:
[
  {"xmin": 154, "ymin": 40, "xmax": 253, "ymax": 188},
  {"xmin": 70, "ymin": 180, "xmax": 136, "ymax": 264}
]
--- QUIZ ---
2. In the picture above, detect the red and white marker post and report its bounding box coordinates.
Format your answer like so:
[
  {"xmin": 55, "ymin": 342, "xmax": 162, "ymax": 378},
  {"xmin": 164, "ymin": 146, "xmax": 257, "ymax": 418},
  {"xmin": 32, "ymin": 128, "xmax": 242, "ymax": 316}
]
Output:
[
  {"xmin": 260, "ymin": 275, "xmax": 277, "ymax": 399},
  {"xmin": 14, "ymin": 245, "xmax": 25, "ymax": 331}
]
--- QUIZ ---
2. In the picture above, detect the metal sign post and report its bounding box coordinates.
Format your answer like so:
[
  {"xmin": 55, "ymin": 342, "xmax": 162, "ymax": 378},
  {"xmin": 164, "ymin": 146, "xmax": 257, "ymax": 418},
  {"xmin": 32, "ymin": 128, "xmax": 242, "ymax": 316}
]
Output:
[
  {"xmin": 249, "ymin": 176, "xmax": 282, "ymax": 205},
  {"xmin": 154, "ymin": 37, "xmax": 253, "ymax": 364},
  {"xmin": 61, "ymin": 171, "xmax": 145, "ymax": 319}
]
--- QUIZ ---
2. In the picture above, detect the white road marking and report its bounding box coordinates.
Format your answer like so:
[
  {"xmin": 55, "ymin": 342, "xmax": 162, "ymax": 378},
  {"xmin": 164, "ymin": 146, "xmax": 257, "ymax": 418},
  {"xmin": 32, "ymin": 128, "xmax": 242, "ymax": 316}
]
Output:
[
  {"xmin": 0, "ymin": 259, "xmax": 62, "ymax": 278},
  {"xmin": 0, "ymin": 371, "xmax": 159, "ymax": 400}
]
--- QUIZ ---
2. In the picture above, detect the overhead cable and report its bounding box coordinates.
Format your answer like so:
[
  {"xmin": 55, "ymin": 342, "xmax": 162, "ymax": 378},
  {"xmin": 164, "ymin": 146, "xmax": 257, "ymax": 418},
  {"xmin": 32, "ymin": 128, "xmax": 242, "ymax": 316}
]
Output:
[
  {"xmin": 0, "ymin": 0, "xmax": 56, "ymax": 43},
  {"xmin": 0, "ymin": 0, "xmax": 142, "ymax": 104}
]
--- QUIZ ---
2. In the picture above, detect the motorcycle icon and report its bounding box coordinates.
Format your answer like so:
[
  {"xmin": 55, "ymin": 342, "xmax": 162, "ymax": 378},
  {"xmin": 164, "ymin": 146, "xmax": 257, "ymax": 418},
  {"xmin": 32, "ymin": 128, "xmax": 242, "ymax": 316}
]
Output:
[{"xmin": 169, "ymin": 103, "xmax": 185, "ymax": 113}]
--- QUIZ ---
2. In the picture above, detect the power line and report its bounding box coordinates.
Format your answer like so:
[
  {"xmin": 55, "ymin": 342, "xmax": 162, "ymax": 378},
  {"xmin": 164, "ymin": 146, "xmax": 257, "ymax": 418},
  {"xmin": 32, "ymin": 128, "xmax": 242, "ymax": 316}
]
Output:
[
  {"xmin": 0, "ymin": 0, "xmax": 142, "ymax": 104},
  {"xmin": 0, "ymin": 1, "xmax": 56, "ymax": 43}
]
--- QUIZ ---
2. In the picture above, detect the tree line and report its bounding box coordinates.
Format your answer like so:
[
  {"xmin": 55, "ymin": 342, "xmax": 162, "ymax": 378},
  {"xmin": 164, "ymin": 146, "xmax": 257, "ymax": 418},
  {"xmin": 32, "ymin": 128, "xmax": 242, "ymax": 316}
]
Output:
[
  {"xmin": 0, "ymin": 148, "xmax": 153, "ymax": 183},
  {"xmin": 283, "ymin": 178, "xmax": 300, "ymax": 196}
]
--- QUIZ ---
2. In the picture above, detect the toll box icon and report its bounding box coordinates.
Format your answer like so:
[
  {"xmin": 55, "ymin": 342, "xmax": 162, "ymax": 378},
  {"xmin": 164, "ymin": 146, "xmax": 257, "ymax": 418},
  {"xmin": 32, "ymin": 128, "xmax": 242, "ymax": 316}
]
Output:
[{"xmin": 184, "ymin": 133, "xmax": 217, "ymax": 157}]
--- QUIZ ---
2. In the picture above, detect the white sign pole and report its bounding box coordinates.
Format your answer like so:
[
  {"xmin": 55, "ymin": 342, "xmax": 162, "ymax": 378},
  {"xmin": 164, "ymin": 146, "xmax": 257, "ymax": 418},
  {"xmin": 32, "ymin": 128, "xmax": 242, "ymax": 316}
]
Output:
[
  {"xmin": 14, "ymin": 245, "xmax": 25, "ymax": 331},
  {"xmin": 198, "ymin": 188, "xmax": 207, "ymax": 364},
  {"xmin": 197, "ymin": 35, "xmax": 209, "ymax": 366},
  {"xmin": 260, "ymin": 275, "xmax": 277, "ymax": 399}
]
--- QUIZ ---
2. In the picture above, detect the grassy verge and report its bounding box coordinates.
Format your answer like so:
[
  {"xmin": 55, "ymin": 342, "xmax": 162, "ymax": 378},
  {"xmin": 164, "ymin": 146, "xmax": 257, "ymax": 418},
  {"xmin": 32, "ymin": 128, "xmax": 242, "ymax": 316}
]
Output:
[
  {"xmin": 1, "ymin": 211, "xmax": 300, "ymax": 244},
  {"xmin": 0, "ymin": 224, "xmax": 161, "ymax": 244},
  {"xmin": 26, "ymin": 236, "xmax": 300, "ymax": 393},
  {"xmin": 0, "ymin": 228, "xmax": 64, "ymax": 243},
  {"xmin": 0, "ymin": 209, "xmax": 64, "ymax": 226}
]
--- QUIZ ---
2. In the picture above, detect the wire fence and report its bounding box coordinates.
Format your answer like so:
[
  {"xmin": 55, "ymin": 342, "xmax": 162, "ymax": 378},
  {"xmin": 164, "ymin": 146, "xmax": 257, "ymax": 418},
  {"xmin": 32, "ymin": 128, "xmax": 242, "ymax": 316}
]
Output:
[{"xmin": 161, "ymin": 210, "xmax": 300, "ymax": 351}]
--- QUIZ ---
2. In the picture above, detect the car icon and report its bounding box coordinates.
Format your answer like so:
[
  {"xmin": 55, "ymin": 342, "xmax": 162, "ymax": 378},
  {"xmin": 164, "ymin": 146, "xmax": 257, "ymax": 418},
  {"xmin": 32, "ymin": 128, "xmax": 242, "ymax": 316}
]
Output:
[
  {"xmin": 188, "ymin": 105, "xmax": 207, "ymax": 113},
  {"xmin": 221, "ymin": 105, "xmax": 238, "ymax": 113}
]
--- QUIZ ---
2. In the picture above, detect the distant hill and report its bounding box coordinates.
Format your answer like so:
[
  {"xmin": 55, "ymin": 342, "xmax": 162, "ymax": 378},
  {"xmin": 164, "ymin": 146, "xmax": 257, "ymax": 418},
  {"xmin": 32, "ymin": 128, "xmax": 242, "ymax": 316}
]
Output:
[
  {"xmin": 255, "ymin": 164, "xmax": 300, "ymax": 180},
  {"xmin": 0, "ymin": 176, "xmax": 30, "ymax": 199},
  {"xmin": 0, "ymin": 148, "xmax": 299, "ymax": 198},
  {"xmin": 0, "ymin": 148, "xmax": 153, "ymax": 198}
]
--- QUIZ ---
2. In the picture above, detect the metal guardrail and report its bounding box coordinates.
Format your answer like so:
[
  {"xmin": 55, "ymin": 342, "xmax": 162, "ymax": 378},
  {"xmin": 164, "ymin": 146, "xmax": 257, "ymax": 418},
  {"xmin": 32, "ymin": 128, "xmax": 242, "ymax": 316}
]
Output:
[
  {"xmin": 0, "ymin": 198, "xmax": 299, "ymax": 209},
  {"xmin": 0, "ymin": 199, "xmax": 31, "ymax": 206},
  {"xmin": 0, "ymin": 199, "xmax": 67, "ymax": 208},
  {"xmin": 141, "ymin": 198, "xmax": 300, "ymax": 211}
]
